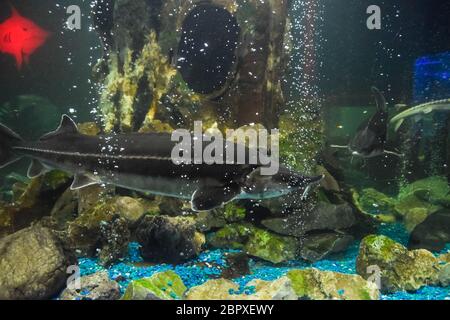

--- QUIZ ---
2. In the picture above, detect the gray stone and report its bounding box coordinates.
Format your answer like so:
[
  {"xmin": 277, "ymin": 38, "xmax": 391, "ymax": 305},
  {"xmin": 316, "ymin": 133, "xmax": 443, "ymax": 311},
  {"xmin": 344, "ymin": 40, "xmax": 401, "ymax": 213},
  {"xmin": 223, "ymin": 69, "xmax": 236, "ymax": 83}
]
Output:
[
  {"xmin": 409, "ymin": 209, "xmax": 450, "ymax": 251},
  {"xmin": 60, "ymin": 271, "xmax": 121, "ymax": 300},
  {"xmin": 0, "ymin": 224, "xmax": 75, "ymax": 300},
  {"xmin": 299, "ymin": 232, "xmax": 354, "ymax": 262},
  {"xmin": 262, "ymin": 202, "xmax": 356, "ymax": 237}
]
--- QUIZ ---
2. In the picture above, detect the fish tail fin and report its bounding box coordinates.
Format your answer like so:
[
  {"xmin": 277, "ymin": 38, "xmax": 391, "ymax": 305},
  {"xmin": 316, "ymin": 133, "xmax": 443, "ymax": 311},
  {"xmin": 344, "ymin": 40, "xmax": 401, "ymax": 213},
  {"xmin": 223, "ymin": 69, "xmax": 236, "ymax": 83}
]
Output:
[
  {"xmin": 0, "ymin": 123, "xmax": 24, "ymax": 168},
  {"xmin": 371, "ymin": 87, "xmax": 387, "ymax": 112}
]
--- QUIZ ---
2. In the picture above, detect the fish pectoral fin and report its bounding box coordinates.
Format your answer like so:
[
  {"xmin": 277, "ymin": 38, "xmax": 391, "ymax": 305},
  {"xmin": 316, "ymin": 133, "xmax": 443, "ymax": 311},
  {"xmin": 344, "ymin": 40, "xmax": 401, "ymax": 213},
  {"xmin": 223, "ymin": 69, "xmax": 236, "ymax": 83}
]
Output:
[
  {"xmin": 191, "ymin": 183, "xmax": 241, "ymax": 212},
  {"xmin": 27, "ymin": 159, "xmax": 48, "ymax": 178},
  {"xmin": 70, "ymin": 174, "xmax": 100, "ymax": 190}
]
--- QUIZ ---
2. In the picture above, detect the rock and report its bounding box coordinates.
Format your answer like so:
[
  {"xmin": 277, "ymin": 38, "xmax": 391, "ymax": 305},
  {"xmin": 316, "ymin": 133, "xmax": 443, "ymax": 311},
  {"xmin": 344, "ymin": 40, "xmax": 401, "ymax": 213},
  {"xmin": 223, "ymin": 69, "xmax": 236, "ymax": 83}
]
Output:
[
  {"xmin": 156, "ymin": 196, "xmax": 184, "ymax": 216},
  {"xmin": 299, "ymin": 232, "xmax": 354, "ymax": 262},
  {"xmin": 208, "ymin": 223, "xmax": 297, "ymax": 264},
  {"xmin": 65, "ymin": 200, "xmax": 116, "ymax": 256},
  {"xmin": 135, "ymin": 215, "xmax": 205, "ymax": 263},
  {"xmin": 394, "ymin": 176, "xmax": 448, "ymax": 225},
  {"xmin": 49, "ymin": 188, "xmax": 77, "ymax": 230},
  {"xmin": 60, "ymin": 271, "xmax": 120, "ymax": 300},
  {"xmin": 245, "ymin": 228, "xmax": 297, "ymax": 264},
  {"xmin": 394, "ymin": 194, "xmax": 441, "ymax": 223},
  {"xmin": 122, "ymin": 271, "xmax": 187, "ymax": 300},
  {"xmin": 358, "ymin": 188, "xmax": 397, "ymax": 215},
  {"xmin": 114, "ymin": 196, "xmax": 148, "ymax": 225},
  {"xmin": 404, "ymin": 208, "xmax": 429, "ymax": 232},
  {"xmin": 398, "ymin": 176, "xmax": 450, "ymax": 202},
  {"xmin": 221, "ymin": 252, "xmax": 251, "ymax": 279},
  {"xmin": 207, "ymin": 223, "xmax": 254, "ymax": 250},
  {"xmin": 194, "ymin": 203, "xmax": 246, "ymax": 233},
  {"xmin": 287, "ymin": 269, "xmax": 379, "ymax": 300},
  {"xmin": 262, "ymin": 202, "xmax": 356, "ymax": 237},
  {"xmin": 185, "ymin": 277, "xmax": 297, "ymax": 300},
  {"xmin": 76, "ymin": 185, "xmax": 113, "ymax": 214},
  {"xmin": 98, "ymin": 216, "xmax": 131, "ymax": 267},
  {"xmin": 185, "ymin": 279, "xmax": 239, "ymax": 300},
  {"xmin": 222, "ymin": 203, "xmax": 247, "ymax": 222},
  {"xmin": 65, "ymin": 200, "xmax": 131, "ymax": 265},
  {"xmin": 0, "ymin": 171, "xmax": 71, "ymax": 236},
  {"xmin": 408, "ymin": 209, "xmax": 450, "ymax": 251},
  {"xmin": 436, "ymin": 195, "xmax": 450, "ymax": 208},
  {"xmin": 0, "ymin": 224, "xmax": 75, "ymax": 299},
  {"xmin": 356, "ymin": 235, "xmax": 441, "ymax": 293},
  {"xmin": 195, "ymin": 211, "xmax": 227, "ymax": 232},
  {"xmin": 245, "ymin": 277, "xmax": 297, "ymax": 300},
  {"xmin": 438, "ymin": 263, "xmax": 450, "ymax": 287},
  {"xmin": 438, "ymin": 253, "xmax": 450, "ymax": 263}
]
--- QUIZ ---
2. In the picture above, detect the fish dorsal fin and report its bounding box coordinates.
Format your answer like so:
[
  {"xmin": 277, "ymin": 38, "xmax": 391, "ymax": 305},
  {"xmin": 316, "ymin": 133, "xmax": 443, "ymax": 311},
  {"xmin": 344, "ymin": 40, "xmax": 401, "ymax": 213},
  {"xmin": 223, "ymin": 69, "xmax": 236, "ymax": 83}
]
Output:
[
  {"xmin": 40, "ymin": 115, "xmax": 78, "ymax": 141},
  {"xmin": 70, "ymin": 174, "xmax": 100, "ymax": 190},
  {"xmin": 27, "ymin": 159, "xmax": 48, "ymax": 178}
]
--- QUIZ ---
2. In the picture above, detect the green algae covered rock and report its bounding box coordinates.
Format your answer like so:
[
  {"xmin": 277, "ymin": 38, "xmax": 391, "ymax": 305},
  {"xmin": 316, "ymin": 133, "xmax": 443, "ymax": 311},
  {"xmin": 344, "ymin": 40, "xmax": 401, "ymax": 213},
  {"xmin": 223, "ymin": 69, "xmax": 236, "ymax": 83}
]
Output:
[
  {"xmin": 356, "ymin": 235, "xmax": 441, "ymax": 293},
  {"xmin": 208, "ymin": 223, "xmax": 297, "ymax": 264},
  {"xmin": 223, "ymin": 203, "xmax": 247, "ymax": 222},
  {"xmin": 245, "ymin": 228, "xmax": 297, "ymax": 264},
  {"xmin": 398, "ymin": 176, "xmax": 450, "ymax": 202},
  {"xmin": 394, "ymin": 194, "xmax": 441, "ymax": 219},
  {"xmin": 358, "ymin": 188, "xmax": 397, "ymax": 215},
  {"xmin": 207, "ymin": 223, "xmax": 255, "ymax": 250},
  {"xmin": 122, "ymin": 270, "xmax": 187, "ymax": 300},
  {"xmin": 286, "ymin": 269, "xmax": 379, "ymax": 300},
  {"xmin": 393, "ymin": 176, "xmax": 449, "ymax": 227},
  {"xmin": 65, "ymin": 199, "xmax": 131, "ymax": 266},
  {"xmin": 194, "ymin": 203, "xmax": 246, "ymax": 232}
]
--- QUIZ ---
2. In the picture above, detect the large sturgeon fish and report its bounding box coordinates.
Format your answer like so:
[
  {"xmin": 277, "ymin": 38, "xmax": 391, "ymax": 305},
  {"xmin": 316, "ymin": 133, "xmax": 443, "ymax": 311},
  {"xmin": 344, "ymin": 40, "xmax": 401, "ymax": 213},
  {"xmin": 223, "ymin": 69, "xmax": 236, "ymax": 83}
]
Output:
[{"xmin": 0, "ymin": 115, "xmax": 323, "ymax": 211}]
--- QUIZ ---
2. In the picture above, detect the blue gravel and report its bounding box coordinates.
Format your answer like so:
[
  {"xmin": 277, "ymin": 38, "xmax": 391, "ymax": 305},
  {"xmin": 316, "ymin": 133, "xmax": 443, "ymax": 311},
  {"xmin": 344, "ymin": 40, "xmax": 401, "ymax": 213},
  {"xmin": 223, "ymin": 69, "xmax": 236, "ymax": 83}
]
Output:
[{"xmin": 77, "ymin": 223, "xmax": 449, "ymax": 300}]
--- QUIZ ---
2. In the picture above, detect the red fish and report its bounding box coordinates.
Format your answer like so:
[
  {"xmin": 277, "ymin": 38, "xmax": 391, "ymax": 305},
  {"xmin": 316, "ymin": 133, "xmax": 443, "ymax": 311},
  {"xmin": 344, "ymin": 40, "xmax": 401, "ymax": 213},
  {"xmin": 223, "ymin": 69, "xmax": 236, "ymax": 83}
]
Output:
[{"xmin": 0, "ymin": 5, "xmax": 50, "ymax": 69}]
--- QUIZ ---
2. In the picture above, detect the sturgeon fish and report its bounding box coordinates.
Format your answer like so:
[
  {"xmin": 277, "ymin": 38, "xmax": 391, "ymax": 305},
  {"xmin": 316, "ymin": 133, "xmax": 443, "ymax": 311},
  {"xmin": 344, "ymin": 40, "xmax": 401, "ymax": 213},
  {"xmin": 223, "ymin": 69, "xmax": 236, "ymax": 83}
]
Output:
[
  {"xmin": 390, "ymin": 99, "xmax": 450, "ymax": 132},
  {"xmin": 0, "ymin": 115, "xmax": 323, "ymax": 211}
]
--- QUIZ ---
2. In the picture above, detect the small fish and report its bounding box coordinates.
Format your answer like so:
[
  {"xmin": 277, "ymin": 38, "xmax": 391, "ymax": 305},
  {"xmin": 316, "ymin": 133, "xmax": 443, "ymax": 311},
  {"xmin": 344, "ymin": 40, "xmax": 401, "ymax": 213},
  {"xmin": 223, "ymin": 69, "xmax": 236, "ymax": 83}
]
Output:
[
  {"xmin": 390, "ymin": 99, "xmax": 450, "ymax": 132},
  {"xmin": 330, "ymin": 87, "xmax": 402, "ymax": 158},
  {"xmin": 0, "ymin": 5, "xmax": 50, "ymax": 69},
  {"xmin": 0, "ymin": 115, "xmax": 323, "ymax": 212}
]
